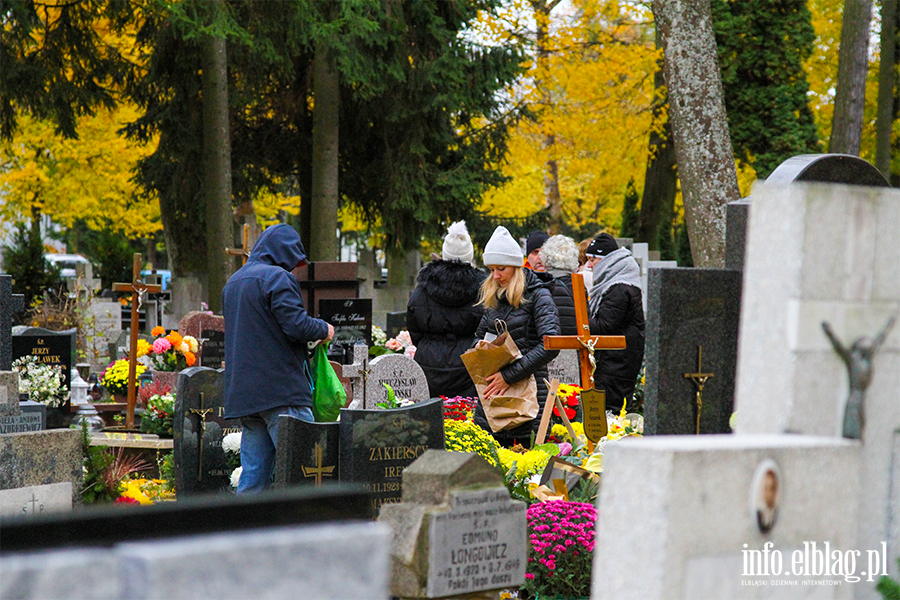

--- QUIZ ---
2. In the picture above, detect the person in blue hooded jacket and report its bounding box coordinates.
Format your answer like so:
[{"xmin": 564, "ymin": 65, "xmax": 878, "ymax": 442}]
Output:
[{"xmin": 223, "ymin": 224, "xmax": 333, "ymax": 493}]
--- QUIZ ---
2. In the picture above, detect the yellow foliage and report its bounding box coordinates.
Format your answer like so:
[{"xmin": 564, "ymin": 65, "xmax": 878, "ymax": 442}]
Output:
[
  {"xmin": 477, "ymin": 0, "xmax": 661, "ymax": 229},
  {"xmin": 0, "ymin": 106, "xmax": 160, "ymax": 239}
]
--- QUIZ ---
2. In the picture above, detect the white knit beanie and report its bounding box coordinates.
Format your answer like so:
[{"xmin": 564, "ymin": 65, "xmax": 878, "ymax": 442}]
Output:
[
  {"xmin": 482, "ymin": 226, "xmax": 524, "ymax": 267},
  {"xmin": 442, "ymin": 221, "xmax": 474, "ymax": 263}
]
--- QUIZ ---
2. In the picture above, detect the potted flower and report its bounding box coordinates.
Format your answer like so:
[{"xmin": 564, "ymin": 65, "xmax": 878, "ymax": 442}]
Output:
[
  {"xmin": 139, "ymin": 389, "xmax": 175, "ymax": 438},
  {"xmin": 100, "ymin": 358, "xmax": 147, "ymax": 404},
  {"xmin": 523, "ymin": 501, "xmax": 597, "ymax": 599},
  {"xmin": 147, "ymin": 326, "xmax": 199, "ymax": 389},
  {"xmin": 12, "ymin": 356, "xmax": 70, "ymax": 428}
]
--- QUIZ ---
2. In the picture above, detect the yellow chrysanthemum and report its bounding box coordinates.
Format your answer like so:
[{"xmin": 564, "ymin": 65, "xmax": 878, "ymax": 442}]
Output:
[
  {"xmin": 135, "ymin": 338, "xmax": 152, "ymax": 358},
  {"xmin": 183, "ymin": 335, "xmax": 199, "ymax": 353}
]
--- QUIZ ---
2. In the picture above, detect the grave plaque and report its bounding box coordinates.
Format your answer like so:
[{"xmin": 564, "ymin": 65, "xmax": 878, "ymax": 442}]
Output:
[
  {"xmin": 427, "ymin": 488, "xmax": 527, "ymax": 597},
  {"xmin": 11, "ymin": 328, "xmax": 75, "ymax": 390},
  {"xmin": 545, "ymin": 349, "xmax": 580, "ymax": 386},
  {"xmin": 0, "ymin": 482, "xmax": 72, "ymax": 518},
  {"xmin": 365, "ymin": 353, "xmax": 430, "ymax": 408},
  {"xmin": 275, "ymin": 419, "xmax": 340, "ymax": 487},
  {"xmin": 173, "ymin": 367, "xmax": 242, "ymax": 496},
  {"xmin": 385, "ymin": 311, "xmax": 406, "ymax": 339},
  {"xmin": 644, "ymin": 268, "xmax": 741, "ymax": 435},
  {"xmin": 0, "ymin": 411, "xmax": 43, "ymax": 434},
  {"xmin": 318, "ymin": 298, "xmax": 372, "ymax": 347},
  {"xmin": 199, "ymin": 329, "xmax": 225, "ymax": 368},
  {"xmin": 339, "ymin": 398, "xmax": 444, "ymax": 512}
]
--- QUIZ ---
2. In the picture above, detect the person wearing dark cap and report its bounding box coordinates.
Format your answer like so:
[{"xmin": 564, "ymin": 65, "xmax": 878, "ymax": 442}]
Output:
[
  {"xmin": 584, "ymin": 232, "xmax": 645, "ymax": 412},
  {"xmin": 524, "ymin": 230, "xmax": 550, "ymax": 272}
]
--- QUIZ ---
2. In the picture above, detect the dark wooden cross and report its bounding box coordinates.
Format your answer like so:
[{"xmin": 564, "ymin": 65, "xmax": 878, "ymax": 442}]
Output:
[
  {"xmin": 542, "ymin": 272, "xmax": 625, "ymax": 390},
  {"xmin": 225, "ymin": 223, "xmax": 252, "ymax": 266},
  {"xmin": 113, "ymin": 253, "xmax": 161, "ymax": 430},
  {"xmin": 301, "ymin": 442, "xmax": 336, "ymax": 486},
  {"xmin": 684, "ymin": 345, "xmax": 714, "ymax": 435},
  {"xmin": 189, "ymin": 392, "xmax": 214, "ymax": 481}
]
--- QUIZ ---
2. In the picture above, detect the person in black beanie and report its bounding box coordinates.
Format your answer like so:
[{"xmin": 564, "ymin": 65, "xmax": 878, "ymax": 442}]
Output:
[
  {"xmin": 584, "ymin": 232, "xmax": 645, "ymax": 412},
  {"xmin": 525, "ymin": 230, "xmax": 550, "ymax": 272}
]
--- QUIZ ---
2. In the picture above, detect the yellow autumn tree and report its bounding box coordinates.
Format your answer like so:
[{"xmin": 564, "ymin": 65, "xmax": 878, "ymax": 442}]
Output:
[
  {"xmin": 476, "ymin": 0, "xmax": 661, "ymax": 233},
  {"xmin": 0, "ymin": 105, "xmax": 160, "ymax": 239}
]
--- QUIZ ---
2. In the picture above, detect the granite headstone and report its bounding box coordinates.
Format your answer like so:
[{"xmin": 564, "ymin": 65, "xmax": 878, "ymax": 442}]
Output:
[
  {"xmin": 384, "ymin": 311, "xmax": 406, "ymax": 339},
  {"xmin": 644, "ymin": 268, "xmax": 742, "ymax": 435},
  {"xmin": 318, "ymin": 298, "xmax": 372, "ymax": 347},
  {"xmin": 11, "ymin": 327, "xmax": 76, "ymax": 390},
  {"xmin": 173, "ymin": 367, "xmax": 241, "ymax": 496},
  {"xmin": 546, "ymin": 349, "xmax": 580, "ymax": 386},
  {"xmin": 274, "ymin": 419, "xmax": 340, "ymax": 487},
  {"xmin": 0, "ymin": 429, "xmax": 82, "ymax": 508},
  {"xmin": 1, "ymin": 275, "xmax": 26, "ymax": 371},
  {"xmin": 365, "ymin": 353, "xmax": 430, "ymax": 409}
]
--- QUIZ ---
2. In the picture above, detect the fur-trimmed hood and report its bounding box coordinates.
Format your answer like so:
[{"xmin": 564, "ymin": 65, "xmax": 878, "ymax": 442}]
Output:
[{"xmin": 416, "ymin": 260, "xmax": 486, "ymax": 307}]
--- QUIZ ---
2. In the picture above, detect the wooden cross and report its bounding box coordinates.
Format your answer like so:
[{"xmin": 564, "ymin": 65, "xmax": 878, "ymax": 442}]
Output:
[
  {"xmin": 301, "ymin": 442, "xmax": 336, "ymax": 486},
  {"xmin": 225, "ymin": 223, "xmax": 252, "ymax": 266},
  {"xmin": 542, "ymin": 272, "xmax": 625, "ymax": 390},
  {"xmin": 684, "ymin": 345, "xmax": 714, "ymax": 435},
  {"xmin": 113, "ymin": 253, "xmax": 161, "ymax": 430},
  {"xmin": 189, "ymin": 392, "xmax": 214, "ymax": 481}
]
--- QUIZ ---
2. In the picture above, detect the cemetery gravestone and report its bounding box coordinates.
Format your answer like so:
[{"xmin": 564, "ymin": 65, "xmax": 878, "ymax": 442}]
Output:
[
  {"xmin": 275, "ymin": 419, "xmax": 340, "ymax": 487},
  {"xmin": 11, "ymin": 327, "xmax": 76, "ymax": 391},
  {"xmin": 173, "ymin": 367, "xmax": 241, "ymax": 496},
  {"xmin": 86, "ymin": 300, "xmax": 122, "ymax": 369},
  {"xmin": 178, "ymin": 312, "xmax": 226, "ymax": 368},
  {"xmin": 385, "ymin": 310, "xmax": 406, "ymax": 339},
  {"xmin": 379, "ymin": 450, "xmax": 526, "ymax": 598},
  {"xmin": 545, "ymin": 349, "xmax": 580, "ymax": 387},
  {"xmin": 0, "ymin": 429, "xmax": 82, "ymax": 509},
  {"xmin": 365, "ymin": 353, "xmax": 430, "ymax": 409},
  {"xmin": 293, "ymin": 262, "xmax": 360, "ymax": 317},
  {"xmin": 1, "ymin": 274, "xmax": 26, "ymax": 371},
  {"xmin": 644, "ymin": 268, "xmax": 742, "ymax": 435},
  {"xmin": 0, "ymin": 370, "xmax": 19, "ymax": 417},
  {"xmin": 318, "ymin": 298, "xmax": 372, "ymax": 362},
  {"xmin": 0, "ymin": 482, "xmax": 72, "ymax": 518}
]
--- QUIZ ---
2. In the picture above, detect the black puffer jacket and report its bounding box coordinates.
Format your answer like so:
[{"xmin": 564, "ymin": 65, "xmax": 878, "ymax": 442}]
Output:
[
  {"xmin": 473, "ymin": 269, "xmax": 560, "ymax": 446},
  {"xmin": 589, "ymin": 283, "xmax": 645, "ymax": 411},
  {"xmin": 535, "ymin": 270, "xmax": 576, "ymax": 336},
  {"xmin": 407, "ymin": 260, "xmax": 486, "ymax": 399}
]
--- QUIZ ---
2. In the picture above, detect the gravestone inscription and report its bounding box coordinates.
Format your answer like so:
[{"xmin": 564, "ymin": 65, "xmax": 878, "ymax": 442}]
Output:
[
  {"xmin": 11, "ymin": 327, "xmax": 76, "ymax": 390},
  {"xmin": 365, "ymin": 353, "xmax": 429, "ymax": 408},
  {"xmin": 0, "ymin": 482, "xmax": 72, "ymax": 518},
  {"xmin": 644, "ymin": 268, "xmax": 741, "ymax": 435},
  {"xmin": 318, "ymin": 298, "xmax": 372, "ymax": 347},
  {"xmin": 173, "ymin": 367, "xmax": 242, "ymax": 496},
  {"xmin": 178, "ymin": 312, "xmax": 226, "ymax": 368},
  {"xmin": 546, "ymin": 349, "xmax": 580, "ymax": 386}
]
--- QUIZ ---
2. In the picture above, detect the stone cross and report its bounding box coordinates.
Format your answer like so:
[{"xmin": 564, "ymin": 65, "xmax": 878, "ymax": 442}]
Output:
[
  {"xmin": 112, "ymin": 253, "xmax": 161, "ymax": 430},
  {"xmin": 542, "ymin": 272, "xmax": 625, "ymax": 390},
  {"xmin": 66, "ymin": 263, "xmax": 101, "ymax": 298},
  {"xmin": 1, "ymin": 275, "xmax": 26, "ymax": 371},
  {"xmin": 683, "ymin": 345, "xmax": 714, "ymax": 435},
  {"xmin": 225, "ymin": 223, "xmax": 252, "ymax": 266}
]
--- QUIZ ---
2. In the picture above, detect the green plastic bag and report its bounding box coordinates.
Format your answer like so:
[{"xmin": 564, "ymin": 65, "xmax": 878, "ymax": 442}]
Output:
[{"xmin": 311, "ymin": 342, "xmax": 346, "ymax": 422}]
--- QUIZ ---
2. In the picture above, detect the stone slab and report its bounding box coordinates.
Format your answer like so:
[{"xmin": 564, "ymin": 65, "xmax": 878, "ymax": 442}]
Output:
[
  {"xmin": 178, "ymin": 312, "xmax": 225, "ymax": 368},
  {"xmin": 592, "ymin": 435, "xmax": 861, "ymax": 600},
  {"xmin": 0, "ymin": 370, "xmax": 20, "ymax": 416},
  {"xmin": 546, "ymin": 349, "xmax": 580, "ymax": 387},
  {"xmin": 11, "ymin": 327, "xmax": 76, "ymax": 390},
  {"xmin": 0, "ymin": 411, "xmax": 44, "ymax": 434},
  {"xmin": 0, "ymin": 548, "xmax": 120, "ymax": 600},
  {"xmin": 0, "ymin": 429, "xmax": 82, "ymax": 507},
  {"xmin": 725, "ymin": 197, "xmax": 751, "ymax": 271},
  {"xmin": 426, "ymin": 488, "xmax": 527, "ymax": 597},
  {"xmin": 644, "ymin": 267, "xmax": 742, "ymax": 435},
  {"xmin": 1, "ymin": 275, "xmax": 26, "ymax": 371},
  {"xmin": 274, "ymin": 418, "xmax": 340, "ymax": 487},
  {"xmin": 0, "ymin": 482, "xmax": 73, "ymax": 518}
]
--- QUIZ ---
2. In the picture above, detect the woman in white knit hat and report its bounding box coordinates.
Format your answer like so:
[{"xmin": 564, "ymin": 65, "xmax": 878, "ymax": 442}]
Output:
[
  {"xmin": 472, "ymin": 225, "xmax": 560, "ymax": 447},
  {"xmin": 407, "ymin": 222, "xmax": 486, "ymax": 398}
]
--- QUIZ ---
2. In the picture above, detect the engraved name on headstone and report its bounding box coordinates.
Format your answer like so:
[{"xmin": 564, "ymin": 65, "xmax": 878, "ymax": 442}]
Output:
[{"xmin": 365, "ymin": 353, "xmax": 429, "ymax": 409}]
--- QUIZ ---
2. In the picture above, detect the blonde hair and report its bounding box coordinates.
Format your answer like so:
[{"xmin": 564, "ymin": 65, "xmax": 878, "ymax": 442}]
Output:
[{"xmin": 478, "ymin": 267, "xmax": 527, "ymax": 310}]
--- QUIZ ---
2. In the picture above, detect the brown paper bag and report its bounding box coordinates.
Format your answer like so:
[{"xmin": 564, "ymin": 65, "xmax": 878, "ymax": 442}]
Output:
[{"xmin": 461, "ymin": 331, "xmax": 540, "ymax": 432}]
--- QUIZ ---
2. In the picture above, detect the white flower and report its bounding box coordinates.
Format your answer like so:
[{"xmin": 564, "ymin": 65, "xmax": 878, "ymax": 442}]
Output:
[
  {"xmin": 230, "ymin": 466, "xmax": 242, "ymax": 488},
  {"xmin": 404, "ymin": 345, "xmax": 416, "ymax": 359},
  {"xmin": 396, "ymin": 330, "xmax": 412, "ymax": 347},
  {"xmin": 372, "ymin": 325, "xmax": 387, "ymax": 346},
  {"xmin": 222, "ymin": 432, "xmax": 242, "ymax": 454}
]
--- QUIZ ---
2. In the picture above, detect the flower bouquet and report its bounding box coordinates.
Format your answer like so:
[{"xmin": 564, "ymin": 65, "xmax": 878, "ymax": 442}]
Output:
[
  {"xmin": 147, "ymin": 326, "xmax": 198, "ymax": 371},
  {"xmin": 100, "ymin": 359, "xmax": 147, "ymax": 399},
  {"xmin": 140, "ymin": 390, "xmax": 175, "ymax": 437},
  {"xmin": 444, "ymin": 419, "xmax": 502, "ymax": 469},
  {"xmin": 12, "ymin": 356, "xmax": 69, "ymax": 407},
  {"xmin": 369, "ymin": 326, "xmax": 417, "ymax": 358},
  {"xmin": 523, "ymin": 501, "xmax": 597, "ymax": 599}
]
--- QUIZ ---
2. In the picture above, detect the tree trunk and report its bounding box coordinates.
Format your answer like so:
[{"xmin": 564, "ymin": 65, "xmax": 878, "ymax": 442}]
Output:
[
  {"xmin": 653, "ymin": 0, "xmax": 739, "ymax": 268},
  {"xmin": 309, "ymin": 41, "xmax": 340, "ymax": 262},
  {"xmin": 876, "ymin": 0, "xmax": 897, "ymax": 177},
  {"xmin": 830, "ymin": 0, "xmax": 874, "ymax": 155},
  {"xmin": 201, "ymin": 32, "xmax": 232, "ymax": 314},
  {"xmin": 637, "ymin": 36, "xmax": 678, "ymax": 251}
]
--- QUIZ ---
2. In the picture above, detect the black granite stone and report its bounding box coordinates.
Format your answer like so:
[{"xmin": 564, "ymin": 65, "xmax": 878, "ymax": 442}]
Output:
[
  {"xmin": 0, "ymin": 484, "xmax": 373, "ymax": 553},
  {"xmin": 725, "ymin": 198, "xmax": 751, "ymax": 271},
  {"xmin": 173, "ymin": 367, "xmax": 241, "ymax": 496},
  {"xmin": 385, "ymin": 311, "xmax": 406, "ymax": 339},
  {"xmin": 199, "ymin": 328, "xmax": 225, "ymax": 368},
  {"xmin": 1, "ymin": 275, "xmax": 26, "ymax": 371},
  {"xmin": 339, "ymin": 398, "xmax": 445, "ymax": 512},
  {"xmin": 765, "ymin": 153, "xmax": 891, "ymax": 187},
  {"xmin": 644, "ymin": 268, "xmax": 742, "ymax": 435},
  {"xmin": 274, "ymin": 418, "xmax": 340, "ymax": 487},
  {"xmin": 318, "ymin": 298, "xmax": 372, "ymax": 347},
  {"xmin": 11, "ymin": 327, "xmax": 76, "ymax": 390}
]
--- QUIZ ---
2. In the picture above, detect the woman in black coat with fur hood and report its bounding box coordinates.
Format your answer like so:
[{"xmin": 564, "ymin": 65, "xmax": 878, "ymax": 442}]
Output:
[{"xmin": 407, "ymin": 222, "xmax": 486, "ymax": 399}]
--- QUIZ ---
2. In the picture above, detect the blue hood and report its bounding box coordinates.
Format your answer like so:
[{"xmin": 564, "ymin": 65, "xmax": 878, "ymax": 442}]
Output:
[{"xmin": 250, "ymin": 224, "xmax": 307, "ymax": 271}]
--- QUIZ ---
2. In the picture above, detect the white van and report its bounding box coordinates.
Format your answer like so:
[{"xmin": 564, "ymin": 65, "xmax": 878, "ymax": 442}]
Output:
[{"xmin": 44, "ymin": 253, "xmax": 91, "ymax": 278}]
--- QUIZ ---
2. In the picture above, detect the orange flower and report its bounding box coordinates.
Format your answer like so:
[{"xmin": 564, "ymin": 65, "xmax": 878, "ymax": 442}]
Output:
[
  {"xmin": 151, "ymin": 326, "xmax": 165, "ymax": 337},
  {"xmin": 166, "ymin": 331, "xmax": 183, "ymax": 348},
  {"xmin": 184, "ymin": 351, "xmax": 196, "ymax": 367}
]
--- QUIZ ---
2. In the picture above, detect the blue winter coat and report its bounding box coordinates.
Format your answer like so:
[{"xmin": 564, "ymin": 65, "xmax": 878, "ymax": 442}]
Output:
[{"xmin": 223, "ymin": 224, "xmax": 329, "ymax": 419}]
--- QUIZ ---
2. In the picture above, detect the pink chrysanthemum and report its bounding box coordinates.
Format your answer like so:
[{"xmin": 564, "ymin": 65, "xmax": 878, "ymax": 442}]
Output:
[{"xmin": 153, "ymin": 338, "xmax": 172, "ymax": 354}]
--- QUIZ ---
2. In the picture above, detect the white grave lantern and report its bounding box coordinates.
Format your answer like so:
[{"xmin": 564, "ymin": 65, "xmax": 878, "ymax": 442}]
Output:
[{"xmin": 70, "ymin": 369, "xmax": 89, "ymax": 405}]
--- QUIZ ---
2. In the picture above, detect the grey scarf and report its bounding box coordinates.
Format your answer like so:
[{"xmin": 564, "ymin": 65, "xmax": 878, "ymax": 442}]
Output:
[{"xmin": 588, "ymin": 247, "xmax": 642, "ymax": 315}]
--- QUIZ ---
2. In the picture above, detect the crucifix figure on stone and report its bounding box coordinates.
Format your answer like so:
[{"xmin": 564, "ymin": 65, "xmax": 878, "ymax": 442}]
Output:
[
  {"xmin": 113, "ymin": 253, "xmax": 161, "ymax": 430},
  {"xmin": 225, "ymin": 223, "xmax": 253, "ymax": 266},
  {"xmin": 684, "ymin": 345, "xmax": 714, "ymax": 435}
]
